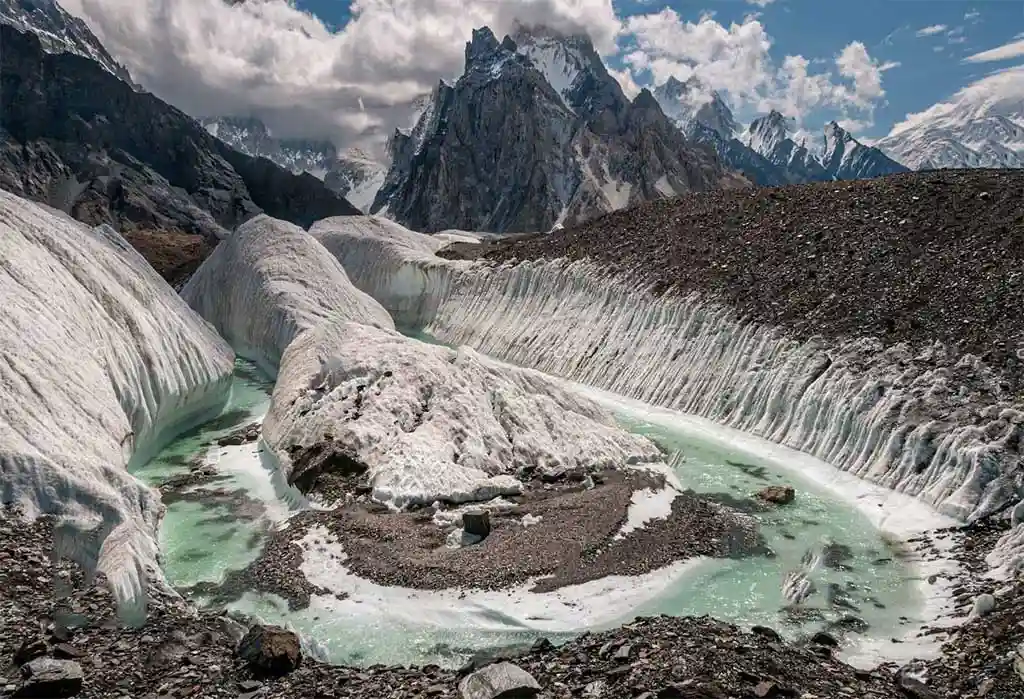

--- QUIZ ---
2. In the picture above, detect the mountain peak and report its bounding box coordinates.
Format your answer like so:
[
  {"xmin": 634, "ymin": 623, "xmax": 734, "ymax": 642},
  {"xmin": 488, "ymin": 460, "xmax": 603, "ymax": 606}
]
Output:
[
  {"xmin": 465, "ymin": 26, "xmax": 502, "ymax": 66},
  {"xmin": 0, "ymin": 0, "xmax": 134, "ymax": 84}
]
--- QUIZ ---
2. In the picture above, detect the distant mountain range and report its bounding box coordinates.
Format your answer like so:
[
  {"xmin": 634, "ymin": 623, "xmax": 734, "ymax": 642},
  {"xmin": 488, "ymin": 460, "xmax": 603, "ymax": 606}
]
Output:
[
  {"xmin": 653, "ymin": 76, "xmax": 908, "ymax": 185},
  {"xmin": 2, "ymin": 0, "xmax": 1022, "ymax": 237}
]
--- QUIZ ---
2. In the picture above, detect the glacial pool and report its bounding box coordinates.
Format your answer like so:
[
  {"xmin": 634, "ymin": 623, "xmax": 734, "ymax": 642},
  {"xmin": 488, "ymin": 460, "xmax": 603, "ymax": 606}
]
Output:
[{"xmin": 134, "ymin": 357, "xmax": 942, "ymax": 670}]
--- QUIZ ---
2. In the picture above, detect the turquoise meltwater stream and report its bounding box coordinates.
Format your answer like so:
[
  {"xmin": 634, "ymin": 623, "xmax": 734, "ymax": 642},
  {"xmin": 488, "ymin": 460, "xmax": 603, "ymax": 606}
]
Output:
[{"xmin": 134, "ymin": 356, "xmax": 927, "ymax": 669}]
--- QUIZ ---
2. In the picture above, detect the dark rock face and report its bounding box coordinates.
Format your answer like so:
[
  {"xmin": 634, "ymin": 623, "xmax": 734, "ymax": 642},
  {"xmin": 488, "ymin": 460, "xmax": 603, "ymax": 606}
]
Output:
[
  {"xmin": 373, "ymin": 26, "xmax": 743, "ymax": 233},
  {"xmin": 236, "ymin": 625, "xmax": 302, "ymax": 676},
  {"xmin": 0, "ymin": 24, "xmax": 358, "ymax": 279},
  {"xmin": 16, "ymin": 657, "xmax": 84, "ymax": 698},
  {"xmin": 287, "ymin": 440, "xmax": 370, "ymax": 497}
]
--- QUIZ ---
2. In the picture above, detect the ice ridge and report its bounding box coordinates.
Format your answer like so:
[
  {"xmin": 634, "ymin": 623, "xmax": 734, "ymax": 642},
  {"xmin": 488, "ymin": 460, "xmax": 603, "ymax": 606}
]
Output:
[{"xmin": 0, "ymin": 190, "xmax": 235, "ymax": 616}]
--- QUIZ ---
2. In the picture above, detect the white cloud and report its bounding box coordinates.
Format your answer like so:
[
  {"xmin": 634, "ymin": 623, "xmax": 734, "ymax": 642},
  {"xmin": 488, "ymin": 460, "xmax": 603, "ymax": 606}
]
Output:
[
  {"xmin": 61, "ymin": 0, "xmax": 621, "ymax": 152},
  {"xmin": 745, "ymin": 0, "xmax": 776, "ymax": 6},
  {"xmin": 915, "ymin": 24, "xmax": 947, "ymax": 37},
  {"xmin": 607, "ymin": 66, "xmax": 641, "ymax": 99},
  {"xmin": 965, "ymin": 10, "xmax": 981, "ymax": 22},
  {"xmin": 963, "ymin": 39, "xmax": 1024, "ymax": 63},
  {"xmin": 623, "ymin": 9, "xmax": 891, "ymax": 127}
]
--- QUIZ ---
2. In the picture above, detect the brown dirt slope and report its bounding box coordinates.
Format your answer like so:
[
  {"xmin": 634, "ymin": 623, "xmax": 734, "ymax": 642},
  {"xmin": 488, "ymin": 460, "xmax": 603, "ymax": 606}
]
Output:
[{"xmin": 472, "ymin": 170, "xmax": 1024, "ymax": 361}]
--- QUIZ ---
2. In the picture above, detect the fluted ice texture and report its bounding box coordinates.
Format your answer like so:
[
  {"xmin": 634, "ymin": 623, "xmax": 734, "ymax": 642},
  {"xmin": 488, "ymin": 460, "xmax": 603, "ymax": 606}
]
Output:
[
  {"xmin": 182, "ymin": 215, "xmax": 396, "ymax": 375},
  {"xmin": 184, "ymin": 215, "xmax": 662, "ymax": 508},
  {"xmin": 310, "ymin": 216, "xmax": 473, "ymax": 330},
  {"xmin": 0, "ymin": 191, "xmax": 235, "ymax": 614},
  {"xmin": 315, "ymin": 218, "xmax": 1024, "ymax": 524}
]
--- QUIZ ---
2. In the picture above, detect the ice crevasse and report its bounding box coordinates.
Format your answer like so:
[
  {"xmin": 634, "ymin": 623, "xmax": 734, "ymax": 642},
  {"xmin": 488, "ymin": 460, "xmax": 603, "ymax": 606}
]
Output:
[
  {"xmin": 0, "ymin": 191, "xmax": 235, "ymax": 613},
  {"xmin": 310, "ymin": 215, "xmax": 1024, "ymax": 527},
  {"xmin": 183, "ymin": 216, "xmax": 667, "ymax": 509}
]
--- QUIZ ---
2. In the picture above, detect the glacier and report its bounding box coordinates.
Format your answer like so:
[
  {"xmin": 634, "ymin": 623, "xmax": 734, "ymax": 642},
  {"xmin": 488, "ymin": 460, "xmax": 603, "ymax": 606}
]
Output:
[
  {"xmin": 0, "ymin": 190, "xmax": 235, "ymax": 613},
  {"xmin": 183, "ymin": 215, "xmax": 666, "ymax": 509},
  {"xmin": 310, "ymin": 215, "xmax": 1024, "ymax": 526}
]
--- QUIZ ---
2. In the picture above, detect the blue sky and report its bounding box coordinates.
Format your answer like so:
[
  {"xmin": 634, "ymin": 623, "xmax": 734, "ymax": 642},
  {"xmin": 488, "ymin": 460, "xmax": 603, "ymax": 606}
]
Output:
[{"xmin": 292, "ymin": 0, "xmax": 1023, "ymax": 139}]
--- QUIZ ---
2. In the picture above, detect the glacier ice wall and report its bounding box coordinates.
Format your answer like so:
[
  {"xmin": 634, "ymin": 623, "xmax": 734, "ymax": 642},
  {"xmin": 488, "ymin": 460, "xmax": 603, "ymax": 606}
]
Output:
[
  {"xmin": 0, "ymin": 191, "xmax": 235, "ymax": 612},
  {"xmin": 183, "ymin": 215, "xmax": 664, "ymax": 508},
  {"xmin": 182, "ymin": 215, "xmax": 395, "ymax": 375},
  {"xmin": 314, "ymin": 220, "xmax": 1023, "ymax": 524},
  {"xmin": 310, "ymin": 216, "xmax": 473, "ymax": 330}
]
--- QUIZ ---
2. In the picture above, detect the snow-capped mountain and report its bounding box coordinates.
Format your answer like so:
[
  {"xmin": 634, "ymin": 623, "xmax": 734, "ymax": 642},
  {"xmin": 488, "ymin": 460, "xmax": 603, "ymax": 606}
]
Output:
[
  {"xmin": 819, "ymin": 121, "xmax": 907, "ymax": 180},
  {"xmin": 372, "ymin": 26, "xmax": 743, "ymax": 233},
  {"xmin": 653, "ymin": 76, "xmax": 739, "ymax": 142},
  {"xmin": 202, "ymin": 117, "xmax": 337, "ymax": 180},
  {"xmin": 653, "ymin": 77, "xmax": 907, "ymax": 185},
  {"xmin": 324, "ymin": 148, "xmax": 388, "ymax": 213},
  {"xmin": 201, "ymin": 116, "xmax": 389, "ymax": 213},
  {"xmin": 743, "ymin": 110, "xmax": 906, "ymax": 181},
  {"xmin": 875, "ymin": 69, "xmax": 1024, "ymax": 170},
  {"xmin": 0, "ymin": 0, "xmax": 133, "ymax": 84}
]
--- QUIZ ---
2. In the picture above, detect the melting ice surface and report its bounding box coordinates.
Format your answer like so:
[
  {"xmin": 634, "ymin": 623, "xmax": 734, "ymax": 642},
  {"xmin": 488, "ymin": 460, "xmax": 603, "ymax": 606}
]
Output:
[{"xmin": 140, "ymin": 360, "xmax": 938, "ymax": 670}]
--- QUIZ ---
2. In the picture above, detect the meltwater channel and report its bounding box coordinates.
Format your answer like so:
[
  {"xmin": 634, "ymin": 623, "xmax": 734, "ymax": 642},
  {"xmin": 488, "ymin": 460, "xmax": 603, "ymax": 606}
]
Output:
[{"xmin": 134, "ymin": 348, "xmax": 940, "ymax": 670}]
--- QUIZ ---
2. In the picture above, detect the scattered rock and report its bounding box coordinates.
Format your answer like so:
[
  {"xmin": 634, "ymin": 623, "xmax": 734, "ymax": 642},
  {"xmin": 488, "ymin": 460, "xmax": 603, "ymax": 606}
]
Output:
[
  {"xmin": 462, "ymin": 510, "xmax": 492, "ymax": 539},
  {"xmin": 15, "ymin": 658, "xmax": 83, "ymax": 698},
  {"xmin": 12, "ymin": 639, "xmax": 47, "ymax": 666},
  {"xmin": 757, "ymin": 486, "xmax": 795, "ymax": 505},
  {"xmin": 458, "ymin": 662, "xmax": 540, "ymax": 699},
  {"xmin": 236, "ymin": 625, "xmax": 302, "ymax": 676}
]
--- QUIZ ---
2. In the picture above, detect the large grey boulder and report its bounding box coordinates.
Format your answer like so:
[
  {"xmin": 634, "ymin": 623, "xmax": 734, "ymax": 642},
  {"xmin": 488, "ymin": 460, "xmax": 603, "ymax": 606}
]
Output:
[
  {"xmin": 458, "ymin": 661, "xmax": 541, "ymax": 699},
  {"xmin": 16, "ymin": 658, "xmax": 83, "ymax": 698}
]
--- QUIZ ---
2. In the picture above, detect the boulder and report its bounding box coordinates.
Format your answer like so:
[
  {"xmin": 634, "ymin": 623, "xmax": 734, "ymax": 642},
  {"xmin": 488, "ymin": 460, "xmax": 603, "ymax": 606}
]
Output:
[
  {"xmin": 757, "ymin": 485, "xmax": 795, "ymax": 505},
  {"xmin": 15, "ymin": 658, "xmax": 83, "ymax": 698},
  {"xmin": 458, "ymin": 661, "xmax": 541, "ymax": 699},
  {"xmin": 462, "ymin": 510, "xmax": 491, "ymax": 539},
  {"xmin": 236, "ymin": 625, "xmax": 302, "ymax": 676},
  {"xmin": 810, "ymin": 631, "xmax": 839, "ymax": 648},
  {"xmin": 969, "ymin": 593, "xmax": 996, "ymax": 619}
]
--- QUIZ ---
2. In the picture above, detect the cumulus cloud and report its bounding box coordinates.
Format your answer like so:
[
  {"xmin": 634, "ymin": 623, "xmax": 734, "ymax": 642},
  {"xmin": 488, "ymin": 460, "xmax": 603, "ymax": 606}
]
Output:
[
  {"xmin": 621, "ymin": 9, "xmax": 892, "ymax": 128},
  {"xmin": 745, "ymin": 0, "xmax": 776, "ymax": 6},
  {"xmin": 61, "ymin": 0, "xmax": 620, "ymax": 153},
  {"xmin": 915, "ymin": 24, "xmax": 947, "ymax": 37},
  {"xmin": 963, "ymin": 39, "xmax": 1024, "ymax": 63}
]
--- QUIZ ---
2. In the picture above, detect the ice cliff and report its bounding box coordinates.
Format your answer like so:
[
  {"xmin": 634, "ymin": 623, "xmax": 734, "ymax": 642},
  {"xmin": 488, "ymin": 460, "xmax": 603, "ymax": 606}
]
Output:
[
  {"xmin": 183, "ymin": 216, "xmax": 664, "ymax": 509},
  {"xmin": 0, "ymin": 190, "xmax": 235, "ymax": 613},
  {"xmin": 313, "ymin": 217, "xmax": 1024, "ymax": 525}
]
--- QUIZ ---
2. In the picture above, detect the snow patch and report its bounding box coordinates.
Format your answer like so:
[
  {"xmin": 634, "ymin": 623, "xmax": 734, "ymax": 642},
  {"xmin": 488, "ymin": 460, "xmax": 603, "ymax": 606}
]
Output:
[
  {"xmin": 298, "ymin": 524, "xmax": 709, "ymax": 634},
  {"xmin": 616, "ymin": 484, "xmax": 679, "ymax": 540}
]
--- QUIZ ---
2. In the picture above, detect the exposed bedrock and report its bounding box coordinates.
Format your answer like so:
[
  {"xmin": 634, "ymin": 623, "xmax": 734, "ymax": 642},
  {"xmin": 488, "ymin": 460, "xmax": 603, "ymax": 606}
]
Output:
[
  {"xmin": 182, "ymin": 215, "xmax": 674, "ymax": 511},
  {"xmin": 0, "ymin": 189, "xmax": 235, "ymax": 613},
  {"xmin": 311, "ymin": 214, "xmax": 1024, "ymax": 525}
]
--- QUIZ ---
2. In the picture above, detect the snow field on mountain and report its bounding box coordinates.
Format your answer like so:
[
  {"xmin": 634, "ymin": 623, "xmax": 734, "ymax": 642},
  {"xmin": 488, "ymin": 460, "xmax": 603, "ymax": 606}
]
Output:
[
  {"xmin": 0, "ymin": 191, "xmax": 235, "ymax": 612},
  {"xmin": 184, "ymin": 215, "xmax": 667, "ymax": 509}
]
